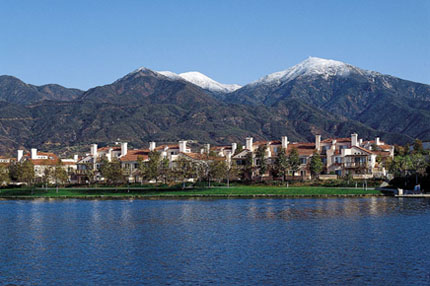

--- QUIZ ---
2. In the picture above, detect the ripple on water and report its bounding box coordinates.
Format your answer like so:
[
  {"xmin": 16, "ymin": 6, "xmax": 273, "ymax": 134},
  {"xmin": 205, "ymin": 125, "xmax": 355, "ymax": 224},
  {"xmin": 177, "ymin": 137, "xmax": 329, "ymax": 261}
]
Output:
[{"xmin": 0, "ymin": 197, "xmax": 430, "ymax": 285}]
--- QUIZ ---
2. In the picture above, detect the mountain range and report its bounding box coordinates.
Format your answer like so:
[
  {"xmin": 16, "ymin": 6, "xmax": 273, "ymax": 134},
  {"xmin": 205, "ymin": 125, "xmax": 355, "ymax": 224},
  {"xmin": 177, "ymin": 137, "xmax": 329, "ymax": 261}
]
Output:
[{"xmin": 0, "ymin": 57, "xmax": 429, "ymax": 155}]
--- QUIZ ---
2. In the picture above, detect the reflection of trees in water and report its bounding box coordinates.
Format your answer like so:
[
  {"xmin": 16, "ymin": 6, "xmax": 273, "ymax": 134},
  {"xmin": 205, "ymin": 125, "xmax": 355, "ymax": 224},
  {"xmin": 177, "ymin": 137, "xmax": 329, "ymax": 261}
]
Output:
[{"xmin": 251, "ymin": 198, "xmax": 430, "ymax": 221}]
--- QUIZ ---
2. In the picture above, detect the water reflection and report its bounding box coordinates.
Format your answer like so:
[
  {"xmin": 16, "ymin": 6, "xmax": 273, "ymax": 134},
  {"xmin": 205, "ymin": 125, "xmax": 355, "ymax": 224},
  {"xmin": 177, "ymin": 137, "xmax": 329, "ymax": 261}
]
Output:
[{"xmin": 0, "ymin": 198, "xmax": 429, "ymax": 285}]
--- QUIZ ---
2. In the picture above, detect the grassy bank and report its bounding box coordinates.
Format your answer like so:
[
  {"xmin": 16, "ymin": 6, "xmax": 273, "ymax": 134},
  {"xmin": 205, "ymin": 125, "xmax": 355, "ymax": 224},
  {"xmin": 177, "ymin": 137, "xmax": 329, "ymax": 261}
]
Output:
[{"xmin": 0, "ymin": 185, "xmax": 382, "ymax": 199}]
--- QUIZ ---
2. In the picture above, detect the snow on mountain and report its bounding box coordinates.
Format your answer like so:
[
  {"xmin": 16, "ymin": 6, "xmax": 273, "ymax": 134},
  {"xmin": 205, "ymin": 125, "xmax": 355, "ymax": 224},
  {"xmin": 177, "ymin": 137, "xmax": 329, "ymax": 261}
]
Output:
[
  {"xmin": 158, "ymin": 70, "xmax": 241, "ymax": 93},
  {"xmin": 251, "ymin": 57, "xmax": 372, "ymax": 86},
  {"xmin": 158, "ymin": 71, "xmax": 183, "ymax": 80}
]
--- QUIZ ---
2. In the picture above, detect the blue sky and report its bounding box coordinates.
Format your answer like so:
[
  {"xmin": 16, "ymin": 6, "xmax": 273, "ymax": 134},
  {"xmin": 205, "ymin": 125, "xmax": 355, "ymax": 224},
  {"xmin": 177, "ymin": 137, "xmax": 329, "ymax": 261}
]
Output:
[{"xmin": 0, "ymin": 0, "xmax": 429, "ymax": 90}]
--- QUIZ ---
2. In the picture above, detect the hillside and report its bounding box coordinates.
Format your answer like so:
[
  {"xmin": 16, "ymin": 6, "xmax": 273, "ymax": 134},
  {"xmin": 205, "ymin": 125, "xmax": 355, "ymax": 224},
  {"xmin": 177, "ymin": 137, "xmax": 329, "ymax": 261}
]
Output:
[{"xmin": 1, "ymin": 58, "xmax": 428, "ymax": 155}]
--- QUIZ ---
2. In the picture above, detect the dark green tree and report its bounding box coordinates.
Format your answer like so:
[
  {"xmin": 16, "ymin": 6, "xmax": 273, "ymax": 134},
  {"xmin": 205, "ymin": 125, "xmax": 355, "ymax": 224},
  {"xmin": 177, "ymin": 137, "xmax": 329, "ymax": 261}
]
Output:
[
  {"xmin": 100, "ymin": 158, "xmax": 123, "ymax": 185},
  {"xmin": 309, "ymin": 151, "xmax": 323, "ymax": 179},
  {"xmin": 225, "ymin": 160, "xmax": 239, "ymax": 188},
  {"xmin": 288, "ymin": 147, "xmax": 300, "ymax": 178},
  {"xmin": 255, "ymin": 145, "xmax": 267, "ymax": 178},
  {"xmin": 54, "ymin": 160, "xmax": 68, "ymax": 186},
  {"xmin": 241, "ymin": 153, "xmax": 254, "ymax": 181},
  {"xmin": 18, "ymin": 160, "xmax": 35, "ymax": 186},
  {"xmin": 147, "ymin": 151, "xmax": 162, "ymax": 183},
  {"xmin": 174, "ymin": 157, "xmax": 195, "ymax": 189},
  {"xmin": 207, "ymin": 160, "xmax": 226, "ymax": 187},
  {"xmin": 159, "ymin": 157, "xmax": 171, "ymax": 184},
  {"xmin": 274, "ymin": 147, "xmax": 288, "ymax": 182}
]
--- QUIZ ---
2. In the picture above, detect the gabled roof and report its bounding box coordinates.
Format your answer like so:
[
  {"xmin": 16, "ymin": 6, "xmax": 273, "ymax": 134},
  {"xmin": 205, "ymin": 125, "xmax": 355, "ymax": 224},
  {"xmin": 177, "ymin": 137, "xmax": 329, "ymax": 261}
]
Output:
[
  {"xmin": 321, "ymin": 137, "xmax": 351, "ymax": 143},
  {"xmin": 155, "ymin": 144, "xmax": 179, "ymax": 151},
  {"xmin": 210, "ymin": 145, "xmax": 232, "ymax": 150},
  {"xmin": 351, "ymin": 145, "xmax": 373, "ymax": 154},
  {"xmin": 287, "ymin": 143, "xmax": 316, "ymax": 156},
  {"xmin": 180, "ymin": 152, "xmax": 226, "ymax": 161},
  {"xmin": 98, "ymin": 146, "xmax": 121, "ymax": 152},
  {"xmin": 119, "ymin": 149, "xmax": 150, "ymax": 162},
  {"xmin": 29, "ymin": 159, "xmax": 59, "ymax": 166}
]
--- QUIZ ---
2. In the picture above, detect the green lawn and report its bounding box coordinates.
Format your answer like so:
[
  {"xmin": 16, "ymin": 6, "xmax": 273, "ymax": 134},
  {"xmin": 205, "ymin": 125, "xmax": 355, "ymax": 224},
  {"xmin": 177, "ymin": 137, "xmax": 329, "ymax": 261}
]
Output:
[{"xmin": 0, "ymin": 185, "xmax": 381, "ymax": 198}]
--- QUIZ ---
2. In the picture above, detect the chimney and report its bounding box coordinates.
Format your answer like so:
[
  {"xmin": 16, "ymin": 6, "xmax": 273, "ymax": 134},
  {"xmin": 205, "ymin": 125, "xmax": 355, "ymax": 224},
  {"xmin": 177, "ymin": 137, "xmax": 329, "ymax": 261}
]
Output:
[
  {"xmin": 149, "ymin": 142, "xmax": 156, "ymax": 152},
  {"xmin": 315, "ymin": 135, "xmax": 321, "ymax": 151},
  {"xmin": 205, "ymin": 144, "xmax": 210, "ymax": 154},
  {"xmin": 17, "ymin": 150, "xmax": 24, "ymax": 162},
  {"xmin": 246, "ymin": 137, "xmax": 254, "ymax": 151},
  {"xmin": 281, "ymin": 136, "xmax": 289, "ymax": 150},
  {"xmin": 375, "ymin": 137, "xmax": 381, "ymax": 146},
  {"xmin": 107, "ymin": 148, "xmax": 112, "ymax": 162},
  {"xmin": 90, "ymin": 144, "xmax": 98, "ymax": 157},
  {"xmin": 121, "ymin": 142, "xmax": 128, "ymax": 157},
  {"xmin": 179, "ymin": 141, "xmax": 187, "ymax": 153},
  {"xmin": 351, "ymin": 133, "xmax": 358, "ymax": 147},
  {"xmin": 74, "ymin": 154, "xmax": 79, "ymax": 162},
  {"xmin": 331, "ymin": 140, "xmax": 337, "ymax": 150},
  {"xmin": 31, "ymin": 148, "xmax": 37, "ymax": 160},
  {"xmin": 359, "ymin": 138, "xmax": 363, "ymax": 145},
  {"xmin": 231, "ymin": 143, "xmax": 237, "ymax": 155},
  {"xmin": 226, "ymin": 150, "xmax": 232, "ymax": 164}
]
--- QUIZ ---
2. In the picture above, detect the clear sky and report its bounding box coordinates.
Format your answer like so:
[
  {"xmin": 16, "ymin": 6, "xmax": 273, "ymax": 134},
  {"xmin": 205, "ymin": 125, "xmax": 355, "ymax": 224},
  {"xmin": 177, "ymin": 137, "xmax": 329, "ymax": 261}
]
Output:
[{"xmin": 1, "ymin": 0, "xmax": 429, "ymax": 90}]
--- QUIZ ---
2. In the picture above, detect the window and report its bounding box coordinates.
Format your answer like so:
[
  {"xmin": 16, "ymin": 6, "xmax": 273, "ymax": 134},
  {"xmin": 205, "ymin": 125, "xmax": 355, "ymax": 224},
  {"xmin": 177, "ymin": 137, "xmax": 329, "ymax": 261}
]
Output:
[{"xmin": 300, "ymin": 158, "xmax": 307, "ymax": 164}]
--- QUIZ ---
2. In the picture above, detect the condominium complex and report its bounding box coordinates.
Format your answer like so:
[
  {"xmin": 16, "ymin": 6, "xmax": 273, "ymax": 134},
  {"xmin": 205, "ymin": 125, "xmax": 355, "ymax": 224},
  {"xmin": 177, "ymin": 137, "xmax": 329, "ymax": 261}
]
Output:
[{"xmin": 1, "ymin": 133, "xmax": 394, "ymax": 183}]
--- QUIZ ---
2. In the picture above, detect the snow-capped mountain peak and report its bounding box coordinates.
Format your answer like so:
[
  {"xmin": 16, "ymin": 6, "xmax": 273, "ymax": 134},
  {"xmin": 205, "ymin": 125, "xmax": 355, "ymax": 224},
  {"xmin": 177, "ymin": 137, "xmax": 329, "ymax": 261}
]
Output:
[
  {"xmin": 158, "ymin": 70, "xmax": 241, "ymax": 93},
  {"xmin": 252, "ymin": 57, "xmax": 365, "ymax": 86},
  {"xmin": 158, "ymin": 71, "xmax": 182, "ymax": 80}
]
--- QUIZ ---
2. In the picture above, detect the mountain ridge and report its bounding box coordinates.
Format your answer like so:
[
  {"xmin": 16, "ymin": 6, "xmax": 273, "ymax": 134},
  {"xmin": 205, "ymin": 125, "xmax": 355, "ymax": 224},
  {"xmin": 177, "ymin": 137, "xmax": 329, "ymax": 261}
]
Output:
[{"xmin": 0, "ymin": 57, "xmax": 428, "ymax": 155}]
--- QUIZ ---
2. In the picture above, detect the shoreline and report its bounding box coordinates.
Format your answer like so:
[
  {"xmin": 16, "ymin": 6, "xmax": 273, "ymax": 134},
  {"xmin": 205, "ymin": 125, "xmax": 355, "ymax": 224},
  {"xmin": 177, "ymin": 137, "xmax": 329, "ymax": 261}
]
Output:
[{"xmin": 0, "ymin": 193, "xmax": 385, "ymax": 200}]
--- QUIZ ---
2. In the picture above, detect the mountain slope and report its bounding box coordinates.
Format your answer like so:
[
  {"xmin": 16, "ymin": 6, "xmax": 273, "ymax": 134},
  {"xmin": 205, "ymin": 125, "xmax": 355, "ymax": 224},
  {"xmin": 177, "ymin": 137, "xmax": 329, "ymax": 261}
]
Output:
[
  {"xmin": 0, "ymin": 75, "xmax": 83, "ymax": 104},
  {"xmin": 226, "ymin": 57, "xmax": 430, "ymax": 139},
  {"xmin": 0, "ymin": 60, "xmax": 428, "ymax": 155},
  {"xmin": 158, "ymin": 70, "xmax": 241, "ymax": 94},
  {"xmin": 79, "ymin": 68, "xmax": 218, "ymax": 108}
]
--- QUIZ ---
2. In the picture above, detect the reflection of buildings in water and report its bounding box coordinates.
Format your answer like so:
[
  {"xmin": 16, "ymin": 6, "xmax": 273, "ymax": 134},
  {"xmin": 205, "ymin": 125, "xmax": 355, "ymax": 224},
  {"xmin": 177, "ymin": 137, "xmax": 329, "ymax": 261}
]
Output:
[
  {"xmin": 274, "ymin": 198, "xmax": 401, "ymax": 221},
  {"xmin": 120, "ymin": 199, "xmax": 133, "ymax": 223},
  {"xmin": 246, "ymin": 200, "xmax": 258, "ymax": 220}
]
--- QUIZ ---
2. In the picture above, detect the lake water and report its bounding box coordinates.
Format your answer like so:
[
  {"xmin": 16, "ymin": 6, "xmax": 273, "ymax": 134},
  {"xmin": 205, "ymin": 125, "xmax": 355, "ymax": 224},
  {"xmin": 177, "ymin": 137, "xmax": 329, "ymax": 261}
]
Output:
[{"xmin": 0, "ymin": 197, "xmax": 430, "ymax": 285}]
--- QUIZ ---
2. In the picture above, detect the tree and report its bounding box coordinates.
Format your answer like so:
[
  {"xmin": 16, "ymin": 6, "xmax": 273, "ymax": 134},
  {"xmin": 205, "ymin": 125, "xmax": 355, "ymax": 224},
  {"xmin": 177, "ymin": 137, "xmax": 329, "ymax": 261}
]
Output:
[
  {"xmin": 207, "ymin": 160, "xmax": 226, "ymax": 187},
  {"xmin": 53, "ymin": 160, "xmax": 68, "ymax": 186},
  {"xmin": 18, "ymin": 160, "xmax": 35, "ymax": 186},
  {"xmin": 234, "ymin": 144, "xmax": 243, "ymax": 155},
  {"xmin": 0, "ymin": 165, "xmax": 10, "ymax": 186},
  {"xmin": 8, "ymin": 163, "xmax": 20, "ymax": 182},
  {"xmin": 241, "ymin": 152, "xmax": 253, "ymax": 181},
  {"xmin": 288, "ymin": 147, "xmax": 300, "ymax": 178},
  {"xmin": 389, "ymin": 155, "xmax": 412, "ymax": 178},
  {"xmin": 255, "ymin": 145, "xmax": 267, "ymax": 179},
  {"xmin": 159, "ymin": 157, "xmax": 171, "ymax": 184},
  {"xmin": 174, "ymin": 157, "xmax": 195, "ymax": 189},
  {"xmin": 42, "ymin": 166, "xmax": 52, "ymax": 187},
  {"xmin": 274, "ymin": 147, "xmax": 288, "ymax": 182},
  {"xmin": 309, "ymin": 151, "xmax": 323, "ymax": 179},
  {"xmin": 413, "ymin": 139, "xmax": 424, "ymax": 154},
  {"xmin": 225, "ymin": 160, "xmax": 239, "ymax": 188},
  {"xmin": 147, "ymin": 151, "xmax": 162, "ymax": 183},
  {"xmin": 83, "ymin": 162, "xmax": 96, "ymax": 185},
  {"xmin": 410, "ymin": 153, "xmax": 427, "ymax": 184},
  {"xmin": 100, "ymin": 158, "xmax": 123, "ymax": 185}
]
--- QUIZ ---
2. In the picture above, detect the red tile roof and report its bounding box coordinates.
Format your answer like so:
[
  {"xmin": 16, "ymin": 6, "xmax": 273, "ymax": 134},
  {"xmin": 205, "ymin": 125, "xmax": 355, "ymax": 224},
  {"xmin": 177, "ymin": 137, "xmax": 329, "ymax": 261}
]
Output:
[
  {"xmin": 30, "ymin": 159, "xmax": 59, "ymax": 166},
  {"xmin": 119, "ymin": 149, "xmax": 150, "ymax": 162},
  {"xmin": 181, "ymin": 152, "xmax": 226, "ymax": 161},
  {"xmin": 155, "ymin": 144, "xmax": 179, "ymax": 151},
  {"xmin": 286, "ymin": 143, "xmax": 316, "ymax": 156},
  {"xmin": 98, "ymin": 146, "xmax": 121, "ymax": 151}
]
